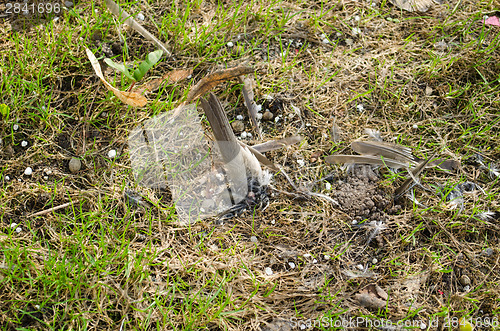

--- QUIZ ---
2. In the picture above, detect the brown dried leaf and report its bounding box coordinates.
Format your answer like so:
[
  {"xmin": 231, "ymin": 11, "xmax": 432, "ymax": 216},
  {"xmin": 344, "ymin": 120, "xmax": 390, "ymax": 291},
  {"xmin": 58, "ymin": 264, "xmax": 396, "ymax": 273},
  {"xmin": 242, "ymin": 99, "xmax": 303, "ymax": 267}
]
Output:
[
  {"xmin": 310, "ymin": 150, "xmax": 323, "ymax": 163},
  {"xmin": 390, "ymin": 0, "xmax": 436, "ymax": 12},
  {"xmin": 134, "ymin": 68, "xmax": 193, "ymax": 94},
  {"xmin": 186, "ymin": 67, "xmax": 254, "ymax": 103},
  {"xmin": 85, "ymin": 47, "xmax": 147, "ymax": 107},
  {"xmin": 355, "ymin": 284, "xmax": 388, "ymax": 310}
]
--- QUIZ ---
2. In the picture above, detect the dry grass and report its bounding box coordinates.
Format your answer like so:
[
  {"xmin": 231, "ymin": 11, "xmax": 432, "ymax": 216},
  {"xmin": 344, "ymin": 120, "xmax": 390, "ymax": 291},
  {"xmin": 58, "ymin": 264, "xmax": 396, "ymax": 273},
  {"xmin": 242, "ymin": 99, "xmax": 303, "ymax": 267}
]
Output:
[{"xmin": 1, "ymin": 0, "xmax": 499, "ymax": 330}]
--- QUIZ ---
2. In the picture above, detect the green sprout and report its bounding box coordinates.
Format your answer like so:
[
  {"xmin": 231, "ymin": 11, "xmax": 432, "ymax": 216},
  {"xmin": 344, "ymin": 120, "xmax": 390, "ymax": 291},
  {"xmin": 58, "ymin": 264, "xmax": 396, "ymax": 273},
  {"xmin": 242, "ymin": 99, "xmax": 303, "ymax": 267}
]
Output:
[
  {"xmin": 0, "ymin": 104, "xmax": 9, "ymax": 120},
  {"xmin": 104, "ymin": 49, "xmax": 163, "ymax": 91}
]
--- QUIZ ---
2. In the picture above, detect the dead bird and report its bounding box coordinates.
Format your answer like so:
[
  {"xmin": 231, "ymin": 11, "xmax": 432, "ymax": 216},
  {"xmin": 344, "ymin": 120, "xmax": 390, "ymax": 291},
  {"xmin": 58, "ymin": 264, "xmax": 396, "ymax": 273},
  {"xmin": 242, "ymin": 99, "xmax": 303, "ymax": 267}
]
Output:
[{"xmin": 200, "ymin": 93, "xmax": 273, "ymax": 220}]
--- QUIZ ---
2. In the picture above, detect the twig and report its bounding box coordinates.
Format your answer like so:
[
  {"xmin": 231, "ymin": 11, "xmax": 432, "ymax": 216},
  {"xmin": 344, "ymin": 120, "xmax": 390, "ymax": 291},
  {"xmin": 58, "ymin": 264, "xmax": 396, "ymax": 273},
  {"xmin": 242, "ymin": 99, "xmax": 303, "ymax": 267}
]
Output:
[{"xmin": 28, "ymin": 200, "xmax": 79, "ymax": 217}]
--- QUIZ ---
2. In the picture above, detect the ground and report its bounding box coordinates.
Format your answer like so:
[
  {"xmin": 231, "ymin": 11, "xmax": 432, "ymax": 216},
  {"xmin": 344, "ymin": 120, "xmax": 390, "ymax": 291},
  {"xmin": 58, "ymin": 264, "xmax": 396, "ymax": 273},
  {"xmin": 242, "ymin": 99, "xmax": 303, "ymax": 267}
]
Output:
[{"xmin": 0, "ymin": 0, "xmax": 499, "ymax": 330}]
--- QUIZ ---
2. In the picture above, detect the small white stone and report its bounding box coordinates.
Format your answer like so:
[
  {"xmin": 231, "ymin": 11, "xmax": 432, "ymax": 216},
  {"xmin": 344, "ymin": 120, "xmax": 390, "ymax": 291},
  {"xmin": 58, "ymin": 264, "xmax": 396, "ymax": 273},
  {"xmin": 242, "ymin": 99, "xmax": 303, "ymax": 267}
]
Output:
[
  {"xmin": 297, "ymin": 159, "xmax": 305, "ymax": 167},
  {"xmin": 247, "ymin": 132, "xmax": 252, "ymax": 138},
  {"xmin": 312, "ymin": 259, "xmax": 318, "ymax": 264},
  {"xmin": 356, "ymin": 264, "xmax": 364, "ymax": 270},
  {"xmin": 464, "ymin": 285, "xmax": 470, "ymax": 292},
  {"xmin": 288, "ymin": 262, "xmax": 296, "ymax": 269},
  {"xmin": 420, "ymin": 322, "xmax": 426, "ymax": 330},
  {"xmin": 43, "ymin": 176, "xmax": 48, "ymax": 180},
  {"xmin": 45, "ymin": 169, "xmax": 52, "ymax": 175},
  {"xmin": 250, "ymin": 236, "xmax": 257, "ymax": 242},
  {"xmin": 336, "ymin": 32, "xmax": 342, "ymax": 37},
  {"xmin": 264, "ymin": 267, "xmax": 273, "ymax": 275},
  {"xmin": 255, "ymin": 104, "xmax": 262, "ymax": 112},
  {"xmin": 5, "ymin": 176, "xmax": 9, "ymax": 181},
  {"xmin": 305, "ymin": 123, "xmax": 311, "ymax": 127},
  {"xmin": 324, "ymin": 255, "xmax": 330, "ymax": 260},
  {"xmin": 352, "ymin": 220, "xmax": 358, "ymax": 225},
  {"xmin": 325, "ymin": 182, "xmax": 332, "ymax": 190},
  {"xmin": 354, "ymin": 15, "xmax": 361, "ymax": 21},
  {"xmin": 303, "ymin": 253, "xmax": 311, "ymax": 258},
  {"xmin": 322, "ymin": 38, "xmax": 330, "ymax": 44},
  {"xmin": 236, "ymin": 115, "xmax": 244, "ymax": 120},
  {"xmin": 271, "ymin": 219, "xmax": 275, "ymax": 225},
  {"xmin": 372, "ymin": 258, "xmax": 378, "ymax": 264},
  {"xmin": 24, "ymin": 167, "xmax": 32, "ymax": 176},
  {"xmin": 13, "ymin": 124, "xmax": 19, "ymax": 131},
  {"xmin": 15, "ymin": 227, "xmax": 22, "ymax": 233},
  {"xmin": 136, "ymin": 13, "xmax": 145, "ymax": 21},
  {"xmin": 352, "ymin": 27, "xmax": 361, "ymax": 35},
  {"xmin": 274, "ymin": 115, "xmax": 281, "ymax": 123},
  {"xmin": 187, "ymin": 75, "xmax": 192, "ymax": 79},
  {"xmin": 227, "ymin": 41, "xmax": 234, "ymax": 47},
  {"xmin": 21, "ymin": 141, "xmax": 28, "ymax": 147},
  {"xmin": 256, "ymin": 113, "xmax": 263, "ymax": 120},
  {"xmin": 356, "ymin": 104, "xmax": 364, "ymax": 112},
  {"xmin": 320, "ymin": 33, "xmax": 326, "ymax": 39},
  {"xmin": 108, "ymin": 149, "xmax": 117, "ymax": 158},
  {"xmin": 240, "ymin": 132, "xmax": 248, "ymax": 139},
  {"xmin": 412, "ymin": 124, "xmax": 418, "ymax": 129},
  {"xmin": 18, "ymin": 178, "xmax": 21, "ymax": 182},
  {"xmin": 10, "ymin": 223, "xmax": 18, "ymax": 228}
]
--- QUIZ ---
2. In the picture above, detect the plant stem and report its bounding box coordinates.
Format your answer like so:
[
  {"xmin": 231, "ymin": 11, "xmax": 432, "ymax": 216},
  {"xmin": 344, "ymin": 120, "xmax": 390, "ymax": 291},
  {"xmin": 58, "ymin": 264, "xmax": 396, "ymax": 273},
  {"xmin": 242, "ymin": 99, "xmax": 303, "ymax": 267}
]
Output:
[{"xmin": 128, "ymin": 81, "xmax": 136, "ymax": 92}]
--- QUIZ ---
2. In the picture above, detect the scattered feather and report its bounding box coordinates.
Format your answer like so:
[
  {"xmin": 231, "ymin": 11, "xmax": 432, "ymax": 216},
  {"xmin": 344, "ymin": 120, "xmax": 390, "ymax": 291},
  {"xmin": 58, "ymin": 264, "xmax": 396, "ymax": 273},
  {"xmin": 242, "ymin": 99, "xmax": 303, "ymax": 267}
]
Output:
[{"xmin": 364, "ymin": 128, "xmax": 383, "ymax": 141}]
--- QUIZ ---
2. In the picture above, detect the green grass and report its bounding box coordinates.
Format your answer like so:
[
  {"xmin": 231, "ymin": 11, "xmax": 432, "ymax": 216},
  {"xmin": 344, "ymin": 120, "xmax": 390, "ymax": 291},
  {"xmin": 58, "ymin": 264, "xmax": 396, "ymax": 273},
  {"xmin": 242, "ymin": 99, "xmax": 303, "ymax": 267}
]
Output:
[{"xmin": 1, "ymin": 0, "xmax": 500, "ymax": 330}]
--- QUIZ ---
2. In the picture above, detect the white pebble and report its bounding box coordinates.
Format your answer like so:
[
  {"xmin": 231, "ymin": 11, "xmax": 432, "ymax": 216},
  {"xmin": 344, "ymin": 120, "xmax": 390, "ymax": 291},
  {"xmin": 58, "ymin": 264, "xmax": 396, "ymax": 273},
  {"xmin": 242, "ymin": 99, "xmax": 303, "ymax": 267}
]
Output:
[
  {"xmin": 250, "ymin": 236, "xmax": 257, "ymax": 243},
  {"xmin": 412, "ymin": 124, "xmax": 418, "ymax": 129},
  {"xmin": 271, "ymin": 219, "xmax": 275, "ymax": 225},
  {"xmin": 17, "ymin": 178, "xmax": 21, "ymax": 182},
  {"xmin": 356, "ymin": 264, "xmax": 364, "ymax": 270},
  {"xmin": 336, "ymin": 32, "xmax": 342, "ymax": 37},
  {"xmin": 108, "ymin": 149, "xmax": 117, "ymax": 158},
  {"xmin": 15, "ymin": 227, "xmax": 22, "ymax": 233},
  {"xmin": 255, "ymin": 104, "xmax": 262, "ymax": 112},
  {"xmin": 305, "ymin": 123, "xmax": 311, "ymax": 127},
  {"xmin": 352, "ymin": 27, "xmax": 361, "ymax": 35},
  {"xmin": 274, "ymin": 115, "xmax": 281, "ymax": 123},
  {"xmin": 322, "ymin": 38, "xmax": 330, "ymax": 44},
  {"xmin": 320, "ymin": 33, "xmax": 326, "ymax": 39},
  {"xmin": 236, "ymin": 115, "xmax": 244, "ymax": 120},
  {"xmin": 372, "ymin": 258, "xmax": 378, "ymax": 264},
  {"xmin": 354, "ymin": 15, "xmax": 361, "ymax": 21},
  {"xmin": 136, "ymin": 12, "xmax": 145, "ymax": 21},
  {"xmin": 43, "ymin": 176, "xmax": 48, "ymax": 180},
  {"xmin": 312, "ymin": 259, "xmax": 318, "ymax": 264},
  {"xmin": 240, "ymin": 132, "xmax": 248, "ymax": 139},
  {"xmin": 21, "ymin": 141, "xmax": 28, "ymax": 147},
  {"xmin": 24, "ymin": 167, "xmax": 32, "ymax": 176},
  {"xmin": 297, "ymin": 159, "xmax": 305, "ymax": 167},
  {"xmin": 10, "ymin": 223, "xmax": 18, "ymax": 228},
  {"xmin": 325, "ymin": 182, "xmax": 332, "ymax": 190},
  {"xmin": 5, "ymin": 176, "xmax": 9, "ymax": 181},
  {"xmin": 356, "ymin": 104, "xmax": 364, "ymax": 112},
  {"xmin": 45, "ymin": 169, "xmax": 52, "ymax": 175},
  {"xmin": 256, "ymin": 113, "xmax": 263, "ymax": 120},
  {"xmin": 303, "ymin": 253, "xmax": 311, "ymax": 258},
  {"xmin": 264, "ymin": 267, "xmax": 273, "ymax": 275},
  {"xmin": 13, "ymin": 124, "xmax": 19, "ymax": 131},
  {"xmin": 352, "ymin": 220, "xmax": 358, "ymax": 225},
  {"xmin": 227, "ymin": 41, "xmax": 234, "ymax": 47},
  {"xmin": 324, "ymin": 255, "xmax": 330, "ymax": 260},
  {"xmin": 247, "ymin": 132, "xmax": 252, "ymax": 138},
  {"xmin": 288, "ymin": 262, "xmax": 296, "ymax": 269}
]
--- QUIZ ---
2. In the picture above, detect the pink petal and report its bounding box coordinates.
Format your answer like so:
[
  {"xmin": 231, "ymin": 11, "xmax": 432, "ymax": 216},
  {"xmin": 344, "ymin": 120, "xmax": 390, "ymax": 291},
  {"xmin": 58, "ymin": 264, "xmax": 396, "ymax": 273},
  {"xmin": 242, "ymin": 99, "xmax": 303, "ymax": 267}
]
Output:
[{"xmin": 484, "ymin": 16, "xmax": 500, "ymax": 26}]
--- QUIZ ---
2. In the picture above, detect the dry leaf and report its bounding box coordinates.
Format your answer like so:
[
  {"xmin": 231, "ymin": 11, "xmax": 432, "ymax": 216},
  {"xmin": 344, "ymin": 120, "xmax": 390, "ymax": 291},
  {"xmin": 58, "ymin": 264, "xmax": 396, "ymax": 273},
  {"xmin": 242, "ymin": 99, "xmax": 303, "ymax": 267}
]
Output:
[
  {"xmin": 310, "ymin": 151, "xmax": 323, "ymax": 163},
  {"xmin": 186, "ymin": 67, "xmax": 254, "ymax": 103},
  {"xmin": 389, "ymin": 0, "xmax": 437, "ymax": 12},
  {"xmin": 134, "ymin": 68, "xmax": 193, "ymax": 94},
  {"xmin": 355, "ymin": 284, "xmax": 388, "ymax": 310},
  {"xmin": 239, "ymin": 75, "xmax": 261, "ymax": 138},
  {"xmin": 485, "ymin": 16, "xmax": 500, "ymax": 27},
  {"xmin": 85, "ymin": 47, "xmax": 147, "ymax": 107},
  {"xmin": 105, "ymin": 0, "xmax": 170, "ymax": 56}
]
